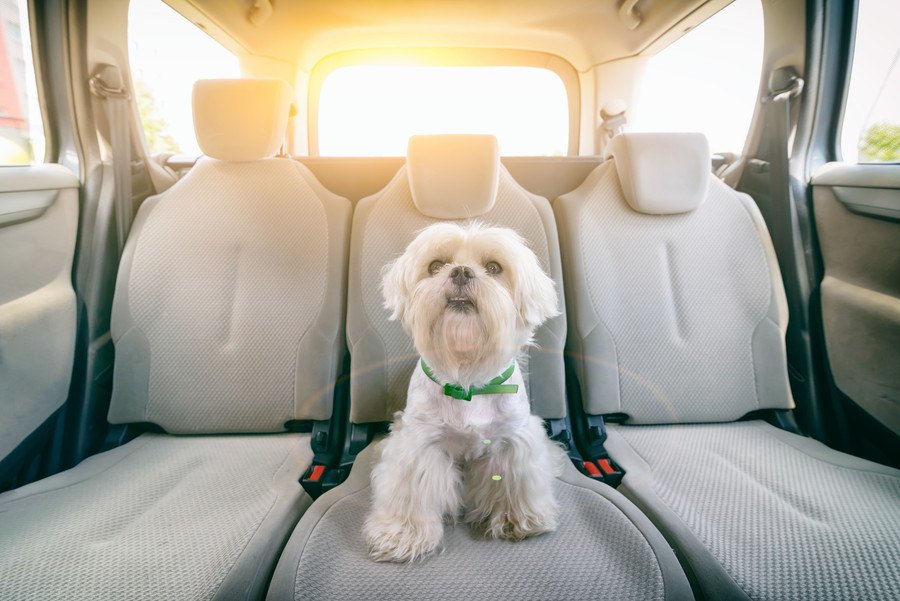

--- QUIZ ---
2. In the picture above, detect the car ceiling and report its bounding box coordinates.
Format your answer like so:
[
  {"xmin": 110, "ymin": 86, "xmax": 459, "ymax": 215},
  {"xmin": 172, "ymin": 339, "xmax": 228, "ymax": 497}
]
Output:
[{"xmin": 163, "ymin": 0, "xmax": 731, "ymax": 72}]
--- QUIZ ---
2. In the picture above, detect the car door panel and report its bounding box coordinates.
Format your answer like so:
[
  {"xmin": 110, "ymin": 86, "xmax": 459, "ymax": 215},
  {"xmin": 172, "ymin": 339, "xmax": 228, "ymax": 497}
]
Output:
[
  {"xmin": 0, "ymin": 165, "xmax": 79, "ymax": 462},
  {"xmin": 812, "ymin": 163, "xmax": 900, "ymax": 437}
]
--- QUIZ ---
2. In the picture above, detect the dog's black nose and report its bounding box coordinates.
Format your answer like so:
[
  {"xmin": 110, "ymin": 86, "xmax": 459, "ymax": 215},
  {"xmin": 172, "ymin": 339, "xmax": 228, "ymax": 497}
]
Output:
[{"xmin": 450, "ymin": 266, "xmax": 474, "ymax": 287}]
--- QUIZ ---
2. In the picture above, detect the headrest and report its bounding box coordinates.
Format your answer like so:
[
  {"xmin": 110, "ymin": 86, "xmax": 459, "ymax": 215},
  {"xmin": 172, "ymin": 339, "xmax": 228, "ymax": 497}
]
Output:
[
  {"xmin": 192, "ymin": 79, "xmax": 292, "ymax": 162},
  {"xmin": 607, "ymin": 133, "xmax": 710, "ymax": 214},
  {"xmin": 407, "ymin": 135, "xmax": 500, "ymax": 219}
]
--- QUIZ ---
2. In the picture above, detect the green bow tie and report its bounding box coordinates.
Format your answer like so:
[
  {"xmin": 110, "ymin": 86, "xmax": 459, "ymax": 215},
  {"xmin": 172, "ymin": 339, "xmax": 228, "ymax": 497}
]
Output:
[{"xmin": 420, "ymin": 359, "xmax": 519, "ymax": 401}]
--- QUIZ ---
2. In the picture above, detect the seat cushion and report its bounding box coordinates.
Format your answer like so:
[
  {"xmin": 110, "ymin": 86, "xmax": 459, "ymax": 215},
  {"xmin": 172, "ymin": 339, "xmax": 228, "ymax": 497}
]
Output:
[
  {"xmin": 605, "ymin": 421, "xmax": 900, "ymax": 600},
  {"xmin": 267, "ymin": 441, "xmax": 693, "ymax": 601},
  {"xmin": 0, "ymin": 433, "xmax": 313, "ymax": 601}
]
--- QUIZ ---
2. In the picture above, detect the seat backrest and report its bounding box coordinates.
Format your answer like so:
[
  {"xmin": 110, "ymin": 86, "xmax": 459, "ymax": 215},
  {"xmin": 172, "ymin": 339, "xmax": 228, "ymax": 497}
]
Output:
[
  {"xmin": 347, "ymin": 134, "xmax": 567, "ymax": 423},
  {"xmin": 108, "ymin": 79, "xmax": 351, "ymax": 434},
  {"xmin": 554, "ymin": 132, "xmax": 793, "ymax": 424}
]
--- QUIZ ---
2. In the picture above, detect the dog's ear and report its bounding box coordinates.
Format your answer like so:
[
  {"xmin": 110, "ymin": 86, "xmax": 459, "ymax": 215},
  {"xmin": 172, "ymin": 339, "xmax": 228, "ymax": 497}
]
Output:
[
  {"xmin": 515, "ymin": 255, "xmax": 560, "ymax": 332},
  {"xmin": 382, "ymin": 252, "xmax": 413, "ymax": 322}
]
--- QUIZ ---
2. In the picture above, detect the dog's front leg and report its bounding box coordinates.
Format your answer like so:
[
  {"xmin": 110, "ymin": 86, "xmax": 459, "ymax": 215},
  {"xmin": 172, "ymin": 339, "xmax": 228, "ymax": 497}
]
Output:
[
  {"xmin": 364, "ymin": 427, "xmax": 462, "ymax": 562},
  {"xmin": 464, "ymin": 415, "xmax": 562, "ymax": 540}
]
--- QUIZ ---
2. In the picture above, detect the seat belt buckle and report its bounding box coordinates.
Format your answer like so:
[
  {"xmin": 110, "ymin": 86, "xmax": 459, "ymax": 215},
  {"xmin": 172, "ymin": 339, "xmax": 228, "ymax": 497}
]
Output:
[
  {"xmin": 579, "ymin": 454, "xmax": 625, "ymax": 488},
  {"xmin": 300, "ymin": 463, "xmax": 346, "ymax": 499}
]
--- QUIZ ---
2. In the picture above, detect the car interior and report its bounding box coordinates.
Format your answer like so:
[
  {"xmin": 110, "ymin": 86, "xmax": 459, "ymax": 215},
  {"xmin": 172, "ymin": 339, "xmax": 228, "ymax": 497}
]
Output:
[{"xmin": 0, "ymin": 0, "xmax": 898, "ymax": 600}]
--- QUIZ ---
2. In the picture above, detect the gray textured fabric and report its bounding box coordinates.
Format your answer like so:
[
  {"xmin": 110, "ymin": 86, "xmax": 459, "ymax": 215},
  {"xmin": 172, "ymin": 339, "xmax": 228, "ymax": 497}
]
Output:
[
  {"xmin": 554, "ymin": 161, "xmax": 792, "ymax": 423},
  {"xmin": 346, "ymin": 165, "xmax": 567, "ymax": 423},
  {"xmin": 0, "ymin": 433, "xmax": 313, "ymax": 601},
  {"xmin": 293, "ymin": 485, "xmax": 662, "ymax": 601},
  {"xmin": 267, "ymin": 440, "xmax": 694, "ymax": 601},
  {"xmin": 0, "ymin": 167, "xmax": 79, "ymax": 461},
  {"xmin": 606, "ymin": 421, "xmax": 900, "ymax": 601},
  {"xmin": 109, "ymin": 157, "xmax": 351, "ymax": 432}
]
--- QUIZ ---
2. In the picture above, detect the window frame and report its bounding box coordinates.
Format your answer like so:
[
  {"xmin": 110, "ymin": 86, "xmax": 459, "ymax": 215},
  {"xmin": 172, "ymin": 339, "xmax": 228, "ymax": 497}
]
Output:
[{"xmin": 308, "ymin": 48, "xmax": 580, "ymax": 157}]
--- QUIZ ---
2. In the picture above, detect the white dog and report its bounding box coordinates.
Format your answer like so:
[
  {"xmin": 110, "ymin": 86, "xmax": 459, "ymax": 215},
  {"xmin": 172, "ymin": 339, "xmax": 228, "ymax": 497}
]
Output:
[{"xmin": 364, "ymin": 221, "xmax": 565, "ymax": 562}]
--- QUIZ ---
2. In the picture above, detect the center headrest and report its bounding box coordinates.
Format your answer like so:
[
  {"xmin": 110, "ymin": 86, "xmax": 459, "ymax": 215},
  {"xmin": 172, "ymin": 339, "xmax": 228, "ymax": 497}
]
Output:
[
  {"xmin": 407, "ymin": 135, "xmax": 500, "ymax": 219},
  {"xmin": 192, "ymin": 79, "xmax": 293, "ymax": 162},
  {"xmin": 607, "ymin": 132, "xmax": 711, "ymax": 214}
]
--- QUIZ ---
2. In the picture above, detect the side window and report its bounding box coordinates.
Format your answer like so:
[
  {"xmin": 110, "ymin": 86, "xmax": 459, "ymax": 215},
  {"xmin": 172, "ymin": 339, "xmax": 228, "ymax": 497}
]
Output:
[
  {"xmin": 0, "ymin": 0, "xmax": 44, "ymax": 165},
  {"xmin": 128, "ymin": 0, "xmax": 239, "ymax": 156},
  {"xmin": 839, "ymin": 0, "xmax": 900, "ymax": 163},
  {"xmin": 631, "ymin": 0, "xmax": 764, "ymax": 153}
]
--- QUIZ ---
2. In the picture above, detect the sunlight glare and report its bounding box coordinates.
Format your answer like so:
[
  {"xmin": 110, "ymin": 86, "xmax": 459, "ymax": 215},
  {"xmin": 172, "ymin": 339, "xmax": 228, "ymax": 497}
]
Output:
[{"xmin": 317, "ymin": 66, "xmax": 569, "ymax": 156}]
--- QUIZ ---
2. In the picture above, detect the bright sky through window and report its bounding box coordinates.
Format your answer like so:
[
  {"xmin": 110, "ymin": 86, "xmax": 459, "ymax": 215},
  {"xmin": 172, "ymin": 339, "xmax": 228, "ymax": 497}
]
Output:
[
  {"xmin": 127, "ymin": 0, "xmax": 897, "ymax": 160},
  {"xmin": 129, "ymin": 0, "xmax": 239, "ymax": 155},
  {"xmin": 631, "ymin": 0, "xmax": 764, "ymax": 153},
  {"xmin": 840, "ymin": 0, "xmax": 900, "ymax": 162},
  {"xmin": 317, "ymin": 66, "xmax": 569, "ymax": 156}
]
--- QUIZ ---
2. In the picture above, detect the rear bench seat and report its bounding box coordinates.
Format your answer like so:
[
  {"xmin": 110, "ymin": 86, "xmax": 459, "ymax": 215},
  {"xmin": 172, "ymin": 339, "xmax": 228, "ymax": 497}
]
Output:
[
  {"xmin": 266, "ymin": 135, "xmax": 693, "ymax": 601},
  {"xmin": 554, "ymin": 132, "xmax": 900, "ymax": 600},
  {"xmin": 3, "ymin": 87, "xmax": 895, "ymax": 601},
  {"xmin": 0, "ymin": 79, "xmax": 351, "ymax": 600}
]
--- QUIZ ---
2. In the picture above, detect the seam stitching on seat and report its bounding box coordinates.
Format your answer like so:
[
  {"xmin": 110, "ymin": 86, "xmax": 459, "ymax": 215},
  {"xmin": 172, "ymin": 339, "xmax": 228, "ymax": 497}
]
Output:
[
  {"xmin": 626, "ymin": 478, "xmax": 752, "ymax": 601},
  {"xmin": 293, "ymin": 486, "xmax": 372, "ymax": 588},
  {"xmin": 751, "ymin": 421, "xmax": 900, "ymax": 477},
  {"xmin": 356, "ymin": 185, "xmax": 401, "ymax": 421},
  {"xmin": 733, "ymin": 191, "xmax": 781, "ymax": 413},
  {"xmin": 521, "ymin": 179, "xmax": 563, "ymax": 417},
  {"xmin": 613, "ymin": 428, "xmax": 758, "ymax": 600},
  {"xmin": 207, "ymin": 439, "xmax": 299, "ymax": 600},
  {"xmin": 557, "ymin": 477, "xmax": 667, "ymax": 595},
  {"xmin": 289, "ymin": 162, "xmax": 332, "ymax": 422},
  {"xmin": 578, "ymin": 178, "xmax": 623, "ymax": 415},
  {"xmin": 124, "ymin": 198, "xmax": 159, "ymax": 424},
  {"xmin": 612, "ymin": 429, "xmax": 654, "ymax": 471},
  {"xmin": 0, "ymin": 435, "xmax": 155, "ymax": 505}
]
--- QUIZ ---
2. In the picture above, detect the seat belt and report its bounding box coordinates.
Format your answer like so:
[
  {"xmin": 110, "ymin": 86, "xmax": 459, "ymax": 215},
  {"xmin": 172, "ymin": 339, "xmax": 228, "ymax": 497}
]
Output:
[
  {"xmin": 597, "ymin": 99, "xmax": 627, "ymax": 157},
  {"xmin": 753, "ymin": 68, "xmax": 833, "ymax": 439},
  {"xmin": 90, "ymin": 64, "xmax": 134, "ymax": 255},
  {"xmin": 760, "ymin": 69, "xmax": 804, "ymax": 278}
]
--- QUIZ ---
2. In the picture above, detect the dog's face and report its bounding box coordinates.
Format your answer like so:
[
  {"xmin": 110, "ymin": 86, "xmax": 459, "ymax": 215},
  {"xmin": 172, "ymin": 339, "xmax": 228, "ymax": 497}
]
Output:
[{"xmin": 383, "ymin": 222, "xmax": 559, "ymax": 381}]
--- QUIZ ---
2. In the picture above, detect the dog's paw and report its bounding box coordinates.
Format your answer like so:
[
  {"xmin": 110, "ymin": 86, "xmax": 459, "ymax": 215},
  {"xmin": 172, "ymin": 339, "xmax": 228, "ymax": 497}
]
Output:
[
  {"xmin": 481, "ymin": 509, "xmax": 558, "ymax": 541},
  {"xmin": 363, "ymin": 515, "xmax": 444, "ymax": 562}
]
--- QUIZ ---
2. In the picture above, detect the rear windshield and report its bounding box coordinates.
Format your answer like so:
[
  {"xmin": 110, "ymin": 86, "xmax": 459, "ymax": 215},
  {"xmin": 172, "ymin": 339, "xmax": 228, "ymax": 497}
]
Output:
[{"xmin": 317, "ymin": 65, "xmax": 569, "ymax": 157}]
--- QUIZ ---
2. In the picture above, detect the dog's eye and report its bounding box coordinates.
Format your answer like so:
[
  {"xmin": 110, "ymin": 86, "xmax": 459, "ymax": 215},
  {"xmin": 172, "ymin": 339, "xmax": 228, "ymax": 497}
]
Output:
[
  {"xmin": 428, "ymin": 260, "xmax": 445, "ymax": 275},
  {"xmin": 485, "ymin": 261, "xmax": 503, "ymax": 275}
]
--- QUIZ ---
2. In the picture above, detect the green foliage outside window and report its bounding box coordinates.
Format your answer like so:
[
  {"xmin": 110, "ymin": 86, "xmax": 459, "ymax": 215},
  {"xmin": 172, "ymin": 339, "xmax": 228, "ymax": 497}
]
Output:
[
  {"xmin": 135, "ymin": 79, "xmax": 181, "ymax": 155},
  {"xmin": 858, "ymin": 122, "xmax": 900, "ymax": 163}
]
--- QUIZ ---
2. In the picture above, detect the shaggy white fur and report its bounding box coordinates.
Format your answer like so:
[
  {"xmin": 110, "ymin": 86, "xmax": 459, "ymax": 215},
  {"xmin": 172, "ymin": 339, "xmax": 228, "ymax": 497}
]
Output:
[{"xmin": 364, "ymin": 222, "xmax": 565, "ymax": 562}]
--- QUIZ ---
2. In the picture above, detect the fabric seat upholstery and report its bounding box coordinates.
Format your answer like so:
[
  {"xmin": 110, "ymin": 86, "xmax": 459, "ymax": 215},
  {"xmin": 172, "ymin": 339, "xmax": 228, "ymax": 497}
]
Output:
[
  {"xmin": 267, "ymin": 135, "xmax": 693, "ymax": 601},
  {"xmin": 0, "ymin": 79, "xmax": 351, "ymax": 601},
  {"xmin": 0, "ymin": 434, "xmax": 313, "ymax": 600},
  {"xmin": 554, "ymin": 132, "xmax": 900, "ymax": 600},
  {"xmin": 268, "ymin": 440, "xmax": 688, "ymax": 601},
  {"xmin": 606, "ymin": 421, "xmax": 900, "ymax": 601}
]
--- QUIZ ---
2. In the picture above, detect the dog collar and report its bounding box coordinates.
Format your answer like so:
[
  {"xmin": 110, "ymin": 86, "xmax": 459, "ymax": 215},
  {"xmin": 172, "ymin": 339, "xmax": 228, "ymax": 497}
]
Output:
[{"xmin": 420, "ymin": 359, "xmax": 519, "ymax": 401}]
